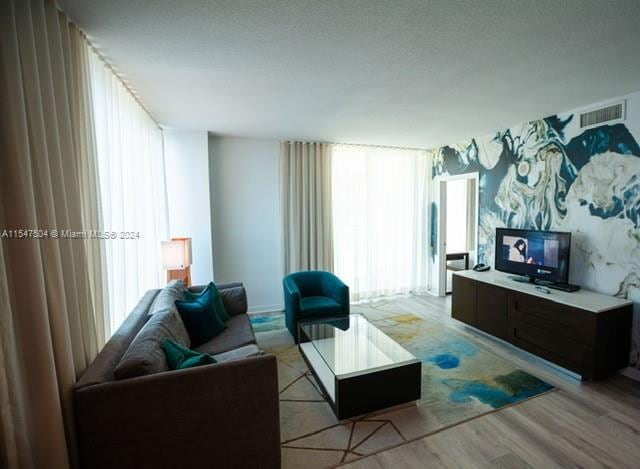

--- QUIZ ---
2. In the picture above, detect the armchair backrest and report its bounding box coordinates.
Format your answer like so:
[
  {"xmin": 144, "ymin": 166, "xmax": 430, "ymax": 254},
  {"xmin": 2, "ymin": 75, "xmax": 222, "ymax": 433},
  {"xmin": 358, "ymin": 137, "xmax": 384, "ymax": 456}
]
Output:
[{"xmin": 286, "ymin": 271, "xmax": 342, "ymax": 298}]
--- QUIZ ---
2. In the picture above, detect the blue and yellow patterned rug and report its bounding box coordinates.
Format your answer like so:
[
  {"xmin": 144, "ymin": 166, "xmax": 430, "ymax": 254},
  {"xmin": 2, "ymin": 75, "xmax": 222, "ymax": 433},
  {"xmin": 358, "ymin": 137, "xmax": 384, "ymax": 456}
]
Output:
[{"xmin": 251, "ymin": 307, "xmax": 555, "ymax": 468}]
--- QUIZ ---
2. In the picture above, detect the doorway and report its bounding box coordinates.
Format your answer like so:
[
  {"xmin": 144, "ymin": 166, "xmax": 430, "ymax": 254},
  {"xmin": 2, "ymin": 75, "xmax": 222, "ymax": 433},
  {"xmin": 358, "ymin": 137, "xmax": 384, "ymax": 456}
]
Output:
[{"xmin": 437, "ymin": 173, "xmax": 479, "ymax": 295}]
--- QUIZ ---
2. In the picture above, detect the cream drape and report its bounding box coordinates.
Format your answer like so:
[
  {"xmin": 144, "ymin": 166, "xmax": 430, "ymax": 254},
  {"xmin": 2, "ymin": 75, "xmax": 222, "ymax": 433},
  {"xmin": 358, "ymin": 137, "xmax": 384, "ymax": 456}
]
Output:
[
  {"xmin": 88, "ymin": 48, "xmax": 169, "ymax": 337},
  {"xmin": 332, "ymin": 145, "xmax": 430, "ymax": 301},
  {"xmin": 0, "ymin": 1, "xmax": 104, "ymax": 468},
  {"xmin": 281, "ymin": 141, "xmax": 334, "ymax": 274}
]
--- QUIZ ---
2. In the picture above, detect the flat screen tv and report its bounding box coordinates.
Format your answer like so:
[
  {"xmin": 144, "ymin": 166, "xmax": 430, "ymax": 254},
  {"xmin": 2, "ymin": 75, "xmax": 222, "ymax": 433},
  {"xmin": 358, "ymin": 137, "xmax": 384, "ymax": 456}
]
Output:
[{"xmin": 494, "ymin": 228, "xmax": 571, "ymax": 284}]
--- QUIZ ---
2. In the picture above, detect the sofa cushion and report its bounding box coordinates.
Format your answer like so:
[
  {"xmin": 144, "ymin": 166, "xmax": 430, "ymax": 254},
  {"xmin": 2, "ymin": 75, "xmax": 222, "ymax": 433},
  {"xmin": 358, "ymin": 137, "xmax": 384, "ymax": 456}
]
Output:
[
  {"xmin": 183, "ymin": 282, "xmax": 230, "ymax": 323},
  {"xmin": 213, "ymin": 344, "xmax": 264, "ymax": 363},
  {"xmin": 148, "ymin": 280, "xmax": 190, "ymax": 345},
  {"xmin": 114, "ymin": 309, "xmax": 193, "ymax": 379},
  {"xmin": 76, "ymin": 289, "xmax": 160, "ymax": 388},
  {"xmin": 216, "ymin": 282, "xmax": 243, "ymax": 290},
  {"xmin": 149, "ymin": 280, "xmax": 187, "ymax": 314},
  {"xmin": 175, "ymin": 293, "xmax": 226, "ymax": 347},
  {"xmin": 162, "ymin": 339, "xmax": 216, "ymax": 370},
  {"xmin": 219, "ymin": 286, "xmax": 248, "ymax": 316},
  {"xmin": 194, "ymin": 314, "xmax": 256, "ymax": 355},
  {"xmin": 300, "ymin": 296, "xmax": 342, "ymax": 317}
]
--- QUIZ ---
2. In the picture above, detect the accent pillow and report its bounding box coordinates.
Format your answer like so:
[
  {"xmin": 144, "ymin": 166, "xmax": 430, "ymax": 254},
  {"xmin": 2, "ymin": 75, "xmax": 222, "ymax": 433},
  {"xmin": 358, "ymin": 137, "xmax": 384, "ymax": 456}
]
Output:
[
  {"xmin": 175, "ymin": 292, "xmax": 226, "ymax": 346},
  {"xmin": 183, "ymin": 282, "xmax": 230, "ymax": 323},
  {"xmin": 162, "ymin": 339, "xmax": 216, "ymax": 370},
  {"xmin": 114, "ymin": 310, "xmax": 188, "ymax": 379}
]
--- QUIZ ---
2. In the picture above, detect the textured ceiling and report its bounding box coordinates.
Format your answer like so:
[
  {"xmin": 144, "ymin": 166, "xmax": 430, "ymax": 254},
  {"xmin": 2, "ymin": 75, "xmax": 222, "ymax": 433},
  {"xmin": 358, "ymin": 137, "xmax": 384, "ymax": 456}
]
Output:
[{"xmin": 58, "ymin": 0, "xmax": 640, "ymax": 148}]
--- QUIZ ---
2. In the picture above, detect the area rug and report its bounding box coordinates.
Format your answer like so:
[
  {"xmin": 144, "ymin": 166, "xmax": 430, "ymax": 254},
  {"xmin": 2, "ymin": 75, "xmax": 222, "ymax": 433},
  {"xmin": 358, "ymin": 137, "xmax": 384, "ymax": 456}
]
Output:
[{"xmin": 250, "ymin": 306, "xmax": 555, "ymax": 468}]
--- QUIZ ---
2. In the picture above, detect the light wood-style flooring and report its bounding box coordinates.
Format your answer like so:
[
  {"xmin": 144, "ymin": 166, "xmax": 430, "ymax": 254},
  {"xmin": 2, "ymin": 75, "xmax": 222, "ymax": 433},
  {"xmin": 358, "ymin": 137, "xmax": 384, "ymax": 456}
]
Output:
[{"xmin": 340, "ymin": 294, "xmax": 640, "ymax": 469}]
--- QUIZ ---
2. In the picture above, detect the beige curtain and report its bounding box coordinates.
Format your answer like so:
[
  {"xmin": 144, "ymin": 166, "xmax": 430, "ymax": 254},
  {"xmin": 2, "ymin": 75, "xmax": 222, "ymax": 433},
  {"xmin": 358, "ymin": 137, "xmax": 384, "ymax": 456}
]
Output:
[
  {"xmin": 281, "ymin": 141, "xmax": 334, "ymax": 274},
  {"xmin": 0, "ymin": 1, "xmax": 104, "ymax": 468}
]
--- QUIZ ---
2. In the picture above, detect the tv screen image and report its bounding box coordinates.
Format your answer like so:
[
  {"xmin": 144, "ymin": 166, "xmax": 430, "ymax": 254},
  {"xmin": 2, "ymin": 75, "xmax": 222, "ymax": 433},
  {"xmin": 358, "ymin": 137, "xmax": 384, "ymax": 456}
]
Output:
[
  {"xmin": 501, "ymin": 235, "xmax": 559, "ymax": 268},
  {"xmin": 494, "ymin": 228, "xmax": 571, "ymax": 284}
]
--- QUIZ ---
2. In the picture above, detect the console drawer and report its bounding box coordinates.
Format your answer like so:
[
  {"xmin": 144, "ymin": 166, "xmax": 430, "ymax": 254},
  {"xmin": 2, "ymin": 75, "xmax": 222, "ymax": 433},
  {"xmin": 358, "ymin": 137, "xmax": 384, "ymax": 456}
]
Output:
[
  {"xmin": 508, "ymin": 293, "xmax": 596, "ymax": 345},
  {"xmin": 508, "ymin": 319, "xmax": 594, "ymax": 377}
]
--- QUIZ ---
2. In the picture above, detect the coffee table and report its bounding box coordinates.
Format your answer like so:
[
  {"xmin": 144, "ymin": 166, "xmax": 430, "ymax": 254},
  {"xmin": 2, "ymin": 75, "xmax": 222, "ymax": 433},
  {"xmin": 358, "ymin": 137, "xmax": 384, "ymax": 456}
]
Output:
[{"xmin": 298, "ymin": 314, "xmax": 421, "ymax": 420}]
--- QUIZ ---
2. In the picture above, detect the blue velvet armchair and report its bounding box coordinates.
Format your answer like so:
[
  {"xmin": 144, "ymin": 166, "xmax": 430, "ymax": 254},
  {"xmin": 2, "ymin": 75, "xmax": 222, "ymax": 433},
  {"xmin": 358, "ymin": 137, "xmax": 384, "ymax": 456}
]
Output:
[{"xmin": 283, "ymin": 271, "xmax": 350, "ymax": 342}]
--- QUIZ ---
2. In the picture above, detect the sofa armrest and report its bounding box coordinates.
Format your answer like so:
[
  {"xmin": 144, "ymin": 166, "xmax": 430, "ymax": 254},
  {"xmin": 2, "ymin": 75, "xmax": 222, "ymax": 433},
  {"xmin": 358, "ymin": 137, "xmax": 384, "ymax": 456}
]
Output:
[{"xmin": 75, "ymin": 354, "xmax": 280, "ymax": 469}]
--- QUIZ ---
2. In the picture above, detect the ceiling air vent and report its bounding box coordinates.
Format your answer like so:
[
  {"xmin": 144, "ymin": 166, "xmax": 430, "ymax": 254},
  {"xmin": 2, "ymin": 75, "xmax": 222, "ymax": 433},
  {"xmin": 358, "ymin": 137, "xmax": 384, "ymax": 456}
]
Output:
[{"xmin": 579, "ymin": 101, "xmax": 625, "ymax": 129}]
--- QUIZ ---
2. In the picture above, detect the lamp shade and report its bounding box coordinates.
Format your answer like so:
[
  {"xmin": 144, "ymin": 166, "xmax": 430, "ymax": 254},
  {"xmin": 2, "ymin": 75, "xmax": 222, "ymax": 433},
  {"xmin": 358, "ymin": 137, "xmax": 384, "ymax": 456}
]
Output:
[{"xmin": 161, "ymin": 238, "xmax": 192, "ymax": 269}]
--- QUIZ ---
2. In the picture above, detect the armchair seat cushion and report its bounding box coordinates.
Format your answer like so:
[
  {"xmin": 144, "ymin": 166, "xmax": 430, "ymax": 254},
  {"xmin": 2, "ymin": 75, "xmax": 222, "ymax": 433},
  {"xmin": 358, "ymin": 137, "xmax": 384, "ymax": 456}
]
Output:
[{"xmin": 300, "ymin": 296, "xmax": 343, "ymax": 318}]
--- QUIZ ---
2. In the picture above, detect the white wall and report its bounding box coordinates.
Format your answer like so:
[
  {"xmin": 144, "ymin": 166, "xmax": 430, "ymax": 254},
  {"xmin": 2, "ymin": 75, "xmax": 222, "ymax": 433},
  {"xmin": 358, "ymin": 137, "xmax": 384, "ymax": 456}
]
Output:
[
  {"xmin": 163, "ymin": 129, "xmax": 214, "ymax": 284},
  {"xmin": 208, "ymin": 136, "xmax": 284, "ymax": 312}
]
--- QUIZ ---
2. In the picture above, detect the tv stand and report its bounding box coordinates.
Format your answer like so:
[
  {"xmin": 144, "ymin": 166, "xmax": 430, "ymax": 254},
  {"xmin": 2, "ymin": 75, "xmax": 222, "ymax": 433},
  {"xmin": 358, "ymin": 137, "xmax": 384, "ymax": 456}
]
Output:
[{"xmin": 452, "ymin": 270, "xmax": 632, "ymax": 380}]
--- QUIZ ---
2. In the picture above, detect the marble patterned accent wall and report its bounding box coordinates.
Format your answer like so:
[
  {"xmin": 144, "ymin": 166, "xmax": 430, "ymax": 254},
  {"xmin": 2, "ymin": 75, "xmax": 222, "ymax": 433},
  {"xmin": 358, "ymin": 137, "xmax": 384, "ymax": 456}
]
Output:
[{"xmin": 431, "ymin": 92, "xmax": 640, "ymax": 369}]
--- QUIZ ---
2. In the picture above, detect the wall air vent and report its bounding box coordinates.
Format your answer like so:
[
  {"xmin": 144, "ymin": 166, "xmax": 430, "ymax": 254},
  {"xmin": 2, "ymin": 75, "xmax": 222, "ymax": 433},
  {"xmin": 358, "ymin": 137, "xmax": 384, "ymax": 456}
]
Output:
[{"xmin": 579, "ymin": 101, "xmax": 625, "ymax": 129}]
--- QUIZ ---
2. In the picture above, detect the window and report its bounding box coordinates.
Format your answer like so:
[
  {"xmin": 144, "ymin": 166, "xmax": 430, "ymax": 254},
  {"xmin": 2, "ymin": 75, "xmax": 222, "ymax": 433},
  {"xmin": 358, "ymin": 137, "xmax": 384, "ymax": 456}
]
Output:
[
  {"xmin": 88, "ymin": 49, "xmax": 169, "ymax": 335},
  {"xmin": 331, "ymin": 145, "xmax": 430, "ymax": 301}
]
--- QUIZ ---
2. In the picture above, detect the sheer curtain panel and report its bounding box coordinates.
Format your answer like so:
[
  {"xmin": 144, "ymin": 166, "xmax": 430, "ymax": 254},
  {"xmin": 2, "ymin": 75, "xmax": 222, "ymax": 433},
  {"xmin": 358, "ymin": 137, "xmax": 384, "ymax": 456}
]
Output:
[
  {"xmin": 0, "ymin": 1, "xmax": 104, "ymax": 468},
  {"xmin": 281, "ymin": 141, "xmax": 334, "ymax": 273},
  {"xmin": 332, "ymin": 145, "xmax": 430, "ymax": 301},
  {"xmin": 89, "ymin": 49, "xmax": 169, "ymax": 336}
]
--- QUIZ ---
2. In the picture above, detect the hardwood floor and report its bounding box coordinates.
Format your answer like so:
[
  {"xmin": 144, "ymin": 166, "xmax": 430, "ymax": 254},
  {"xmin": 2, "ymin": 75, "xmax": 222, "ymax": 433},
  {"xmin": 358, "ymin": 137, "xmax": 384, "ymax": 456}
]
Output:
[{"xmin": 341, "ymin": 294, "xmax": 640, "ymax": 468}]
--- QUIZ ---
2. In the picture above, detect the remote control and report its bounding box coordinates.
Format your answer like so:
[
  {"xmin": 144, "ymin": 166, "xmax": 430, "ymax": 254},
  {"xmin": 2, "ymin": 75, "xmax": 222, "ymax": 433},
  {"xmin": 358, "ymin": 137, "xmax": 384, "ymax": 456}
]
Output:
[{"xmin": 535, "ymin": 286, "xmax": 551, "ymax": 294}]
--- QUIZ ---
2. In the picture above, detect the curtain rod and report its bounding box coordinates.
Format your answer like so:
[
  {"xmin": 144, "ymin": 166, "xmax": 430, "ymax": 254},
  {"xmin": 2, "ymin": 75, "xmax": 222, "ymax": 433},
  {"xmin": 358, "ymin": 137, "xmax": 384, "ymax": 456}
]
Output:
[
  {"xmin": 71, "ymin": 24, "xmax": 162, "ymax": 130},
  {"xmin": 84, "ymin": 37, "xmax": 161, "ymax": 130},
  {"xmin": 284, "ymin": 140, "xmax": 429, "ymax": 152}
]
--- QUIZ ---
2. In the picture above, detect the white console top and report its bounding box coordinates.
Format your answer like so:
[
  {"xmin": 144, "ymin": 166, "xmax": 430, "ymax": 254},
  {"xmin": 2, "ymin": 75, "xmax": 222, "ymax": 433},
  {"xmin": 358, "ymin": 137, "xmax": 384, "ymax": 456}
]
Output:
[{"xmin": 453, "ymin": 269, "xmax": 632, "ymax": 313}]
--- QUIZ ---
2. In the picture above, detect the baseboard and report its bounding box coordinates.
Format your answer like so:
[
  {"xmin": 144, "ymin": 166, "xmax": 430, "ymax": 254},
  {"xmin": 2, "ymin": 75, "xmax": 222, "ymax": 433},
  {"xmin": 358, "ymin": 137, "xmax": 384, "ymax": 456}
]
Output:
[
  {"xmin": 248, "ymin": 304, "xmax": 283, "ymax": 315},
  {"xmin": 620, "ymin": 366, "xmax": 640, "ymax": 382}
]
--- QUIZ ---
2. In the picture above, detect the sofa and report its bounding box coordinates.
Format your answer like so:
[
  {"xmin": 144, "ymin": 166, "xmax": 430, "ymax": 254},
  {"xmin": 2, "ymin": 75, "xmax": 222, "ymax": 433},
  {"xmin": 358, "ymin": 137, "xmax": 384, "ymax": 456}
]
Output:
[{"xmin": 74, "ymin": 281, "xmax": 280, "ymax": 469}]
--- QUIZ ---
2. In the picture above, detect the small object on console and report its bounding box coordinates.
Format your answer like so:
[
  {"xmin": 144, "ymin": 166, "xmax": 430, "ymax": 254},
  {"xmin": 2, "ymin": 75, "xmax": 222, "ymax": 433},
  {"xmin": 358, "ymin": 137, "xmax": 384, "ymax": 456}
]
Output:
[{"xmin": 472, "ymin": 263, "xmax": 491, "ymax": 272}]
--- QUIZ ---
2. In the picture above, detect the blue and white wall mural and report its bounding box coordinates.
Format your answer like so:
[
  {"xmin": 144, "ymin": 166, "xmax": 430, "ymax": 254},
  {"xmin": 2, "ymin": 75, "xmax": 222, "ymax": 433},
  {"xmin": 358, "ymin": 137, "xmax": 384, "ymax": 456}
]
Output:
[{"xmin": 431, "ymin": 92, "xmax": 640, "ymax": 370}]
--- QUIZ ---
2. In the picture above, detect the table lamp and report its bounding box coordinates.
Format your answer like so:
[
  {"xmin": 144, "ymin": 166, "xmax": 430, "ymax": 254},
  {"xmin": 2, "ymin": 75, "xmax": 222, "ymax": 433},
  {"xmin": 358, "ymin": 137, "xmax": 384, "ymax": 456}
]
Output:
[{"xmin": 161, "ymin": 237, "xmax": 192, "ymax": 286}]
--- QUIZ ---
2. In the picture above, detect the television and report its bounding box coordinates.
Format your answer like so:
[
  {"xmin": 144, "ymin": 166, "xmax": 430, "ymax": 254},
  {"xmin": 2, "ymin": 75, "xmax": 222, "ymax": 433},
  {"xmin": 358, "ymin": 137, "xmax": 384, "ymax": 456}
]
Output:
[{"xmin": 494, "ymin": 228, "xmax": 571, "ymax": 284}]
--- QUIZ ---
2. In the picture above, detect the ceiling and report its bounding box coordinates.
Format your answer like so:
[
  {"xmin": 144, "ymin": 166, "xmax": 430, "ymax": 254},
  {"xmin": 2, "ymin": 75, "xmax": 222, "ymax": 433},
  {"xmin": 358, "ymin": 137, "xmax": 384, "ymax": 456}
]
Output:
[{"xmin": 59, "ymin": 0, "xmax": 640, "ymax": 149}]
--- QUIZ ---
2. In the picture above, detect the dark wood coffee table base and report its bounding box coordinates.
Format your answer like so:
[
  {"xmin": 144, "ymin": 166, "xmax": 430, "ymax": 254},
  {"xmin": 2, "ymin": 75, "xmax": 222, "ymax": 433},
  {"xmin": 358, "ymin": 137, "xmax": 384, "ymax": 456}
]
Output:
[{"xmin": 299, "ymin": 347, "xmax": 422, "ymax": 420}]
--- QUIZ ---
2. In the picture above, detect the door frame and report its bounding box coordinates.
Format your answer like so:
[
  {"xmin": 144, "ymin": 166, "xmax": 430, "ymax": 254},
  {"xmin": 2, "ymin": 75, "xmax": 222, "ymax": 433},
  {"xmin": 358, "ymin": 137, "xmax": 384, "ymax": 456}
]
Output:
[{"xmin": 434, "ymin": 172, "xmax": 480, "ymax": 297}]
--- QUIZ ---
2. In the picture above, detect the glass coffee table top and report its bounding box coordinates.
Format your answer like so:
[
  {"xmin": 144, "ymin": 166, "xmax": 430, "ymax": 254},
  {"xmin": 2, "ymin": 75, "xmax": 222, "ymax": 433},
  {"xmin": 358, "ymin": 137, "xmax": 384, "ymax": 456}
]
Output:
[{"xmin": 298, "ymin": 314, "xmax": 417, "ymax": 378}]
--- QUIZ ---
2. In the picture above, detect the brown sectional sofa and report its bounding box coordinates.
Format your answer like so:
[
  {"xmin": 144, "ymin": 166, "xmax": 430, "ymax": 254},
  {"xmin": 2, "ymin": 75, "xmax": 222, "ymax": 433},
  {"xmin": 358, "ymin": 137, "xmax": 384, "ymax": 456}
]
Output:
[{"xmin": 74, "ymin": 282, "xmax": 281, "ymax": 469}]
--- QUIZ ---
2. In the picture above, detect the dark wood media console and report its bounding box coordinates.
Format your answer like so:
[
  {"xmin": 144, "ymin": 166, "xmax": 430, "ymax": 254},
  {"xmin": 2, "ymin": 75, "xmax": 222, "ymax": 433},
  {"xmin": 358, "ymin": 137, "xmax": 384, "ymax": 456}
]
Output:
[{"xmin": 452, "ymin": 270, "xmax": 633, "ymax": 380}]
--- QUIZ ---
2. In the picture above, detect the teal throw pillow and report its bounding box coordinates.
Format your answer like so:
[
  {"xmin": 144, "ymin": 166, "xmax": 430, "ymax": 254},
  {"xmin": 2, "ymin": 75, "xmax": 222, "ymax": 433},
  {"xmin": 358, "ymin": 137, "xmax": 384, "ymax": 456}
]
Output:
[
  {"xmin": 162, "ymin": 339, "xmax": 216, "ymax": 370},
  {"xmin": 183, "ymin": 282, "xmax": 230, "ymax": 323},
  {"xmin": 175, "ymin": 292, "xmax": 226, "ymax": 346}
]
